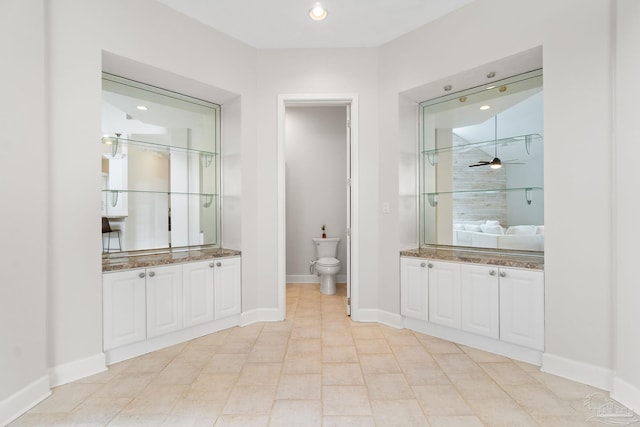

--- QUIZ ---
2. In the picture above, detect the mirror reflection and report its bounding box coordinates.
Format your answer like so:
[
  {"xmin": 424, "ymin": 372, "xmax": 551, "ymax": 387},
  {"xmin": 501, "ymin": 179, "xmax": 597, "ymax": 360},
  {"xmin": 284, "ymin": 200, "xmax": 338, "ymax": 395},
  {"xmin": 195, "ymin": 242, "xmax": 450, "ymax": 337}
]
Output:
[
  {"xmin": 420, "ymin": 70, "xmax": 544, "ymax": 252},
  {"xmin": 101, "ymin": 74, "xmax": 220, "ymax": 253}
]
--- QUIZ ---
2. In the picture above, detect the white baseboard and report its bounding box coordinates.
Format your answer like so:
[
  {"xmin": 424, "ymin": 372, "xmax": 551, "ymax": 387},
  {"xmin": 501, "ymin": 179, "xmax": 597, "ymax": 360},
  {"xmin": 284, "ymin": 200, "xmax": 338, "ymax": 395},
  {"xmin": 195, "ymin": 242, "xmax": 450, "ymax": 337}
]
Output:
[
  {"xmin": 541, "ymin": 352, "xmax": 613, "ymax": 391},
  {"xmin": 49, "ymin": 353, "xmax": 106, "ymax": 388},
  {"xmin": 286, "ymin": 274, "xmax": 347, "ymax": 284},
  {"xmin": 0, "ymin": 375, "xmax": 50, "ymax": 426},
  {"xmin": 353, "ymin": 309, "xmax": 403, "ymax": 328},
  {"xmin": 612, "ymin": 376, "xmax": 640, "ymax": 413},
  {"xmin": 241, "ymin": 308, "xmax": 283, "ymax": 325}
]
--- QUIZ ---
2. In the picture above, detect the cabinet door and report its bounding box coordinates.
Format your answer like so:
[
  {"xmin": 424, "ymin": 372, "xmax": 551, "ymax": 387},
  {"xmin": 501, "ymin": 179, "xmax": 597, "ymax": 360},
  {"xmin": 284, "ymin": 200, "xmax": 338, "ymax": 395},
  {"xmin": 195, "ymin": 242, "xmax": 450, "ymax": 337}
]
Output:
[
  {"xmin": 214, "ymin": 257, "xmax": 242, "ymax": 319},
  {"xmin": 499, "ymin": 268, "xmax": 544, "ymax": 350},
  {"xmin": 103, "ymin": 269, "xmax": 146, "ymax": 350},
  {"xmin": 460, "ymin": 264, "xmax": 499, "ymax": 339},
  {"xmin": 183, "ymin": 260, "xmax": 215, "ymax": 327},
  {"xmin": 428, "ymin": 261, "xmax": 461, "ymax": 328},
  {"xmin": 400, "ymin": 257, "xmax": 429, "ymax": 320},
  {"xmin": 146, "ymin": 264, "xmax": 183, "ymax": 338}
]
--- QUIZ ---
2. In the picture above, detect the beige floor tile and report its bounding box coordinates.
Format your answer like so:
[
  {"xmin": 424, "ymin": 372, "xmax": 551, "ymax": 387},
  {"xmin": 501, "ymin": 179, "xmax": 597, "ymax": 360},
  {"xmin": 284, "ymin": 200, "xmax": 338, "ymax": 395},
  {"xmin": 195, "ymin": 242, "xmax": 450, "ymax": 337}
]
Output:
[
  {"xmin": 92, "ymin": 372, "xmax": 157, "ymax": 398},
  {"xmin": 427, "ymin": 415, "xmax": 485, "ymax": 427},
  {"xmin": 432, "ymin": 353, "xmax": 483, "ymax": 375},
  {"xmin": 202, "ymin": 353, "xmax": 247, "ymax": 374},
  {"xmin": 152, "ymin": 363, "xmax": 202, "ymax": 385},
  {"xmin": 322, "ymin": 363, "xmax": 365, "ymax": 386},
  {"xmin": 422, "ymin": 340, "xmax": 464, "ymax": 354},
  {"xmin": 323, "ymin": 330, "xmax": 355, "ymax": 346},
  {"xmin": 107, "ymin": 413, "xmax": 169, "ymax": 426},
  {"xmin": 322, "ymin": 386, "xmax": 372, "ymax": 416},
  {"xmin": 402, "ymin": 363, "xmax": 452, "ymax": 386},
  {"xmin": 479, "ymin": 361, "xmax": 538, "ymax": 386},
  {"xmin": 214, "ymin": 414, "xmax": 270, "ymax": 426},
  {"xmin": 27, "ymin": 382, "xmax": 102, "ymax": 413},
  {"xmin": 120, "ymin": 384, "xmax": 188, "ymax": 415},
  {"xmin": 413, "ymin": 385, "xmax": 474, "ymax": 416},
  {"xmin": 15, "ymin": 283, "xmax": 614, "ymax": 427},
  {"xmin": 365, "ymin": 373, "xmax": 414, "ymax": 400},
  {"xmin": 371, "ymin": 399, "xmax": 429, "ymax": 426},
  {"xmin": 223, "ymin": 385, "xmax": 276, "ymax": 415},
  {"xmin": 322, "ymin": 415, "xmax": 376, "ymax": 426},
  {"xmin": 392, "ymin": 345, "xmax": 435, "ymax": 365},
  {"xmin": 466, "ymin": 397, "xmax": 540, "ymax": 427},
  {"xmin": 459, "ymin": 345, "xmax": 510, "ymax": 363},
  {"xmin": 237, "ymin": 362, "xmax": 282, "ymax": 386},
  {"xmin": 354, "ymin": 338, "xmax": 392, "ymax": 354},
  {"xmin": 359, "ymin": 353, "xmax": 402, "ymax": 374},
  {"xmin": 276, "ymin": 374, "xmax": 322, "ymax": 399},
  {"xmin": 282, "ymin": 351, "xmax": 322, "ymax": 374},
  {"xmin": 185, "ymin": 373, "xmax": 238, "ymax": 401},
  {"xmin": 269, "ymin": 399, "xmax": 322, "ymax": 426},
  {"xmin": 322, "ymin": 345, "xmax": 359, "ymax": 363}
]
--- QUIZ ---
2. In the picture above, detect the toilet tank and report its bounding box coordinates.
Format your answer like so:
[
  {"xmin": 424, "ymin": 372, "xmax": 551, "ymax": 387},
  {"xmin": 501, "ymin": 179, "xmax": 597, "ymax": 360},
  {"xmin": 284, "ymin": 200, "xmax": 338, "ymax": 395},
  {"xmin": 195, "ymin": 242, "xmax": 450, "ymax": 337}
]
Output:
[{"xmin": 312, "ymin": 237, "xmax": 340, "ymax": 259}]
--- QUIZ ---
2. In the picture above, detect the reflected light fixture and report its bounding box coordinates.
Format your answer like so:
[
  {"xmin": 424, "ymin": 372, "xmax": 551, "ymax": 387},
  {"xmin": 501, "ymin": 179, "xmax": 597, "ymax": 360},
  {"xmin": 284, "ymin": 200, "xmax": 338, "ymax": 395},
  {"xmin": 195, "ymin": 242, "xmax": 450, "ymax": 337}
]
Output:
[
  {"xmin": 136, "ymin": 105, "xmax": 148, "ymax": 111},
  {"xmin": 480, "ymin": 105, "xmax": 491, "ymax": 110},
  {"xmin": 309, "ymin": 4, "xmax": 327, "ymax": 21}
]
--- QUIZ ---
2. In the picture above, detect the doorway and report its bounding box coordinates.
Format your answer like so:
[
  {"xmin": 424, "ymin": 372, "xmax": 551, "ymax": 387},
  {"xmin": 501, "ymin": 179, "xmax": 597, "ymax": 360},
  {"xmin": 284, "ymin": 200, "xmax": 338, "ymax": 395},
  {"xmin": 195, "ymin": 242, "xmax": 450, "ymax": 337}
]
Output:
[{"xmin": 277, "ymin": 94, "xmax": 359, "ymax": 320}]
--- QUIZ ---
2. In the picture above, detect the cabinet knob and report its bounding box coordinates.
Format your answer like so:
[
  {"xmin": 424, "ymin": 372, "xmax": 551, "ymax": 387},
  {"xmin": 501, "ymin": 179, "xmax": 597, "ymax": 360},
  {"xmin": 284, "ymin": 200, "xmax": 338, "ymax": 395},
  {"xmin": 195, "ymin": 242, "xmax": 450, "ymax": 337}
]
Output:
[
  {"xmin": 499, "ymin": 271, "xmax": 506, "ymax": 278},
  {"xmin": 148, "ymin": 271, "xmax": 155, "ymax": 277},
  {"xmin": 428, "ymin": 263, "xmax": 433, "ymax": 268},
  {"xmin": 209, "ymin": 262, "xmax": 215, "ymax": 268},
  {"xmin": 489, "ymin": 270, "xmax": 496, "ymax": 276},
  {"xmin": 420, "ymin": 262, "xmax": 426, "ymax": 268},
  {"xmin": 216, "ymin": 262, "xmax": 222, "ymax": 267},
  {"xmin": 138, "ymin": 272, "xmax": 145, "ymax": 279}
]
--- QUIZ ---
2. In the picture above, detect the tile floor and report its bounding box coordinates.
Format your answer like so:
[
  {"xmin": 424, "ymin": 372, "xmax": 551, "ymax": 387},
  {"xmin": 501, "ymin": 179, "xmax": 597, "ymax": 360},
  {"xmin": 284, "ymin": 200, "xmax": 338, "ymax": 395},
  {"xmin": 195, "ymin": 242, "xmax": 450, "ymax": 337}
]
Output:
[{"xmin": 10, "ymin": 283, "xmax": 623, "ymax": 426}]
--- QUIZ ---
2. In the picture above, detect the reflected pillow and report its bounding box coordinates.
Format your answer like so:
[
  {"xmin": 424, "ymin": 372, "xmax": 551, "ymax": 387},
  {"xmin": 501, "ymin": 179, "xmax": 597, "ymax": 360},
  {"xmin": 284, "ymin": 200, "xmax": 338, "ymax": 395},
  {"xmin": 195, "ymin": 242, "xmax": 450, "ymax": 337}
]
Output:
[
  {"xmin": 485, "ymin": 220, "xmax": 500, "ymax": 226},
  {"xmin": 480, "ymin": 224, "xmax": 504, "ymax": 235},
  {"xmin": 464, "ymin": 224, "xmax": 482, "ymax": 232},
  {"xmin": 505, "ymin": 225, "xmax": 538, "ymax": 235}
]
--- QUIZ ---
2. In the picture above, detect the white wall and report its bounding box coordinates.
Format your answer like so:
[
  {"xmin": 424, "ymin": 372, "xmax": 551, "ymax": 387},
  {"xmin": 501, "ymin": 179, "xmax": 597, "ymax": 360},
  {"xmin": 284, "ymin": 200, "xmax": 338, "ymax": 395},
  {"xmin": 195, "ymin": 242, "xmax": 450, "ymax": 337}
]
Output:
[
  {"xmin": 0, "ymin": 0, "xmax": 50, "ymax": 422},
  {"xmin": 285, "ymin": 106, "xmax": 348, "ymax": 281},
  {"xmin": 380, "ymin": 0, "xmax": 616, "ymax": 393},
  {"xmin": 255, "ymin": 48, "xmax": 379, "ymax": 310},
  {"xmin": 613, "ymin": 0, "xmax": 640, "ymax": 412}
]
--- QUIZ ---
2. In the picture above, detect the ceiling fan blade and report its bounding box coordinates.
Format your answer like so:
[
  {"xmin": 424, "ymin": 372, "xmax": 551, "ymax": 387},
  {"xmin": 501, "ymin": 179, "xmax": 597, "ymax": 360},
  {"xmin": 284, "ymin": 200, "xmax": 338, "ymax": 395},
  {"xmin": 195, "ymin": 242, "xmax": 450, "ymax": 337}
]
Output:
[
  {"xmin": 504, "ymin": 162, "xmax": 525, "ymax": 165},
  {"xmin": 468, "ymin": 163, "xmax": 489, "ymax": 167}
]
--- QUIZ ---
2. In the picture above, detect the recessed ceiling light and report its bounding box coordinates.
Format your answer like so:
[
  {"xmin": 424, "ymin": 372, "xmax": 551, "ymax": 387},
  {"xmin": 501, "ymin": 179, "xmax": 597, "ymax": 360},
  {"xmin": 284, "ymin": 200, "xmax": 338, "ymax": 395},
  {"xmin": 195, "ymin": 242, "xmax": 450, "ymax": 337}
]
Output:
[
  {"xmin": 309, "ymin": 4, "xmax": 327, "ymax": 21},
  {"xmin": 479, "ymin": 105, "xmax": 491, "ymax": 110},
  {"xmin": 136, "ymin": 105, "xmax": 148, "ymax": 111}
]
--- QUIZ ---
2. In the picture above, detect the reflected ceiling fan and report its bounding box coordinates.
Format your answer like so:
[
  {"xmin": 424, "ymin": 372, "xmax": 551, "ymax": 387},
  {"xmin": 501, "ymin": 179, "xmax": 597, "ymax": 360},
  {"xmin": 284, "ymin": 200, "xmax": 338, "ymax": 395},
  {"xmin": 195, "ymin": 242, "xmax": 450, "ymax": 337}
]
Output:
[{"xmin": 469, "ymin": 116, "xmax": 523, "ymax": 169}]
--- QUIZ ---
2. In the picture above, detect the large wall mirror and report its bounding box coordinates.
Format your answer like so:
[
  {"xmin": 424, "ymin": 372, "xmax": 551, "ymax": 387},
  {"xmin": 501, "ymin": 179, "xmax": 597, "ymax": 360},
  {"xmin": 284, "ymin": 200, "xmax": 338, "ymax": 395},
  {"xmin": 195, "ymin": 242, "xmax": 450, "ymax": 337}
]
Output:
[
  {"xmin": 419, "ymin": 70, "xmax": 544, "ymax": 252},
  {"xmin": 101, "ymin": 73, "xmax": 221, "ymax": 253}
]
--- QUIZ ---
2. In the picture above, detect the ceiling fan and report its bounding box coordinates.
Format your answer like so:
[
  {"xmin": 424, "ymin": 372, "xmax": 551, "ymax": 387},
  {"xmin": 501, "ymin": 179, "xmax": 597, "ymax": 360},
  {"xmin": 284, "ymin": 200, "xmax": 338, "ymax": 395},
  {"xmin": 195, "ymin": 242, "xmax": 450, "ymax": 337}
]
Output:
[{"xmin": 469, "ymin": 116, "xmax": 523, "ymax": 169}]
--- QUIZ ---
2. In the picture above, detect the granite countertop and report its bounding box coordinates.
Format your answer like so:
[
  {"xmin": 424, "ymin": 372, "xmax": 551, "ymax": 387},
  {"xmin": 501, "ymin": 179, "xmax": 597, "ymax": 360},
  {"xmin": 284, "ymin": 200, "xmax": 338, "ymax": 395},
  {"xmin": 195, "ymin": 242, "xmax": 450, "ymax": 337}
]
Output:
[
  {"xmin": 103, "ymin": 247, "xmax": 241, "ymax": 272},
  {"xmin": 401, "ymin": 246, "xmax": 544, "ymax": 270}
]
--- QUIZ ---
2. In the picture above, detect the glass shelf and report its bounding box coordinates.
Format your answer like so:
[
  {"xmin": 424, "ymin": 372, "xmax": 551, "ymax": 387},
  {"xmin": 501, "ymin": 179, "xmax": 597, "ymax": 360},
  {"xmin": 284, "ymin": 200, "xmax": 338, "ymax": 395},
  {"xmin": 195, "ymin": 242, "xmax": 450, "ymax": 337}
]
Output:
[
  {"xmin": 423, "ymin": 187, "xmax": 543, "ymax": 207},
  {"xmin": 101, "ymin": 136, "xmax": 218, "ymax": 162},
  {"xmin": 102, "ymin": 189, "xmax": 219, "ymax": 208},
  {"xmin": 423, "ymin": 134, "xmax": 542, "ymax": 165}
]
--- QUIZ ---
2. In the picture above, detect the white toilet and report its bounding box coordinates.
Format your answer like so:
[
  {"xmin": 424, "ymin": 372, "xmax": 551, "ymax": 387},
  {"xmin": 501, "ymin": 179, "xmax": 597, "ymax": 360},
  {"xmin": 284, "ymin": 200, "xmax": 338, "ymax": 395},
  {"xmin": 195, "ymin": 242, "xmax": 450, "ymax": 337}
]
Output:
[{"xmin": 312, "ymin": 237, "xmax": 341, "ymax": 295}]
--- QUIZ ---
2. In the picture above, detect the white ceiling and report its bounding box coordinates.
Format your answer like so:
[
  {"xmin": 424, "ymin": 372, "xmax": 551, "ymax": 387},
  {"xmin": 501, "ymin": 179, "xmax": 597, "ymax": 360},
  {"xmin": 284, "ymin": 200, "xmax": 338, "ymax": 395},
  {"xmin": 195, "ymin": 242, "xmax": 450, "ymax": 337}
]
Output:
[{"xmin": 156, "ymin": 0, "xmax": 475, "ymax": 49}]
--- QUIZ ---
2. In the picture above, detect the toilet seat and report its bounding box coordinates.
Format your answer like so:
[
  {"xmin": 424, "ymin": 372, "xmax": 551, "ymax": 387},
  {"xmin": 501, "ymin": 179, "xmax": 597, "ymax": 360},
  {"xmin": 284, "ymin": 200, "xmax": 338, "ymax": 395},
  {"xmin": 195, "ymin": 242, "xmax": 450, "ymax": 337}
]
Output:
[{"xmin": 316, "ymin": 257, "xmax": 340, "ymax": 267}]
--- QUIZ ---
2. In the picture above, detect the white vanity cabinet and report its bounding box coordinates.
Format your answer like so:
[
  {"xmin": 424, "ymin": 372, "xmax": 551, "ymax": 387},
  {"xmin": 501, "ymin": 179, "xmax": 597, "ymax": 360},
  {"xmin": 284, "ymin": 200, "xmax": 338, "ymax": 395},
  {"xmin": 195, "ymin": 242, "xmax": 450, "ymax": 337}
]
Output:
[
  {"xmin": 428, "ymin": 261, "xmax": 461, "ymax": 329},
  {"xmin": 460, "ymin": 264, "xmax": 500, "ymax": 339},
  {"xmin": 103, "ymin": 268, "xmax": 147, "ymax": 350},
  {"xmin": 214, "ymin": 256, "xmax": 242, "ymax": 319},
  {"xmin": 400, "ymin": 255, "xmax": 544, "ymax": 362},
  {"xmin": 182, "ymin": 260, "xmax": 215, "ymax": 327},
  {"xmin": 499, "ymin": 267, "xmax": 544, "ymax": 350},
  {"xmin": 146, "ymin": 264, "xmax": 183, "ymax": 338},
  {"xmin": 103, "ymin": 255, "xmax": 242, "ymax": 363},
  {"xmin": 400, "ymin": 257, "xmax": 429, "ymax": 320}
]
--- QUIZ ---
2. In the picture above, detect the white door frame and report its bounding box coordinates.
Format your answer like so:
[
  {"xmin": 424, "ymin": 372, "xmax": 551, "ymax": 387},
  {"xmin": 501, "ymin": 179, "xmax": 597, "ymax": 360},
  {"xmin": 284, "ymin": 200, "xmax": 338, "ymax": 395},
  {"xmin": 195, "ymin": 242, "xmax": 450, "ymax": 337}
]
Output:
[{"xmin": 277, "ymin": 93, "xmax": 359, "ymax": 320}]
